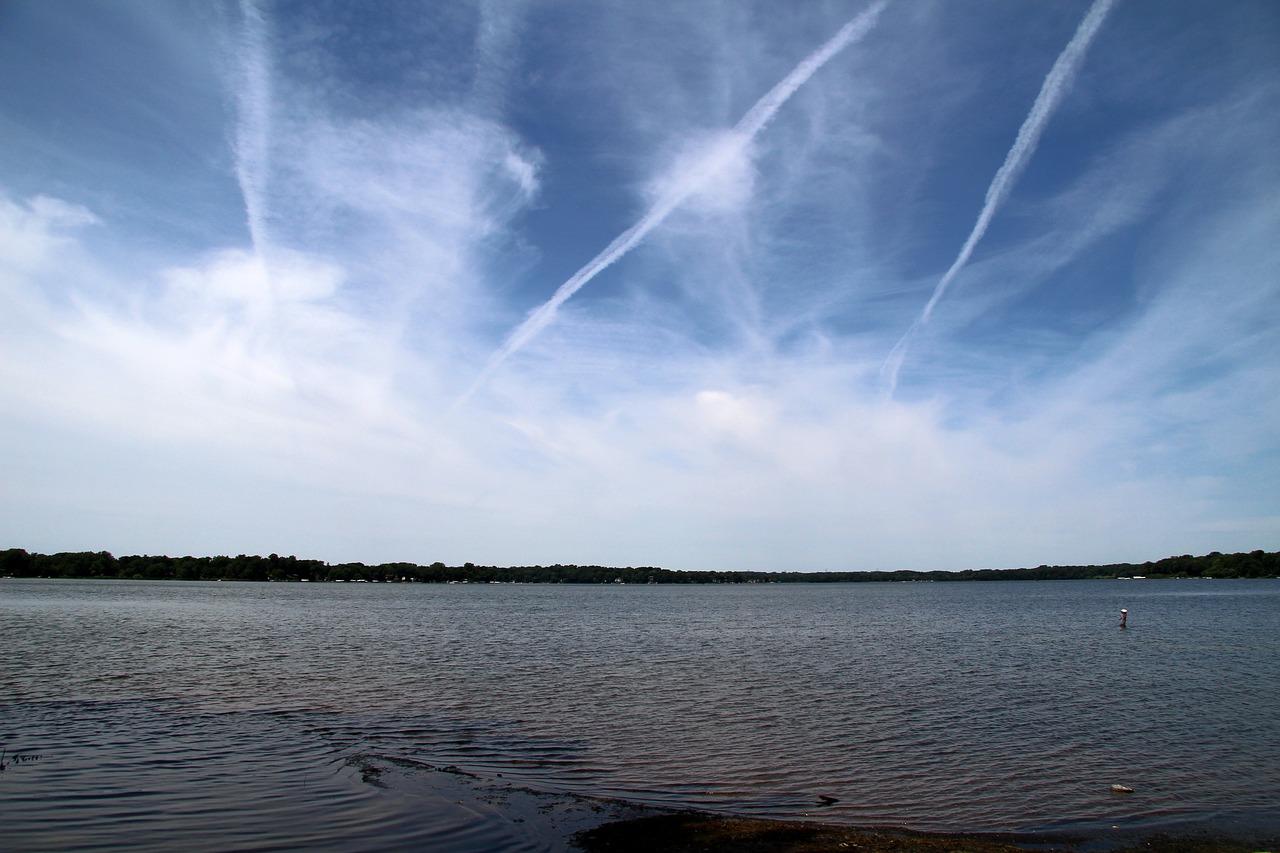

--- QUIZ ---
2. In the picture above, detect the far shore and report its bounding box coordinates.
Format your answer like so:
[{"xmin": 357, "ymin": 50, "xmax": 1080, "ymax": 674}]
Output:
[{"xmin": 3, "ymin": 546, "xmax": 1278, "ymax": 584}]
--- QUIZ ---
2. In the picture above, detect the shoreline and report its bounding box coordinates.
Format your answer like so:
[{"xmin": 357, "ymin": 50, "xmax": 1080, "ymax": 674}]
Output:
[
  {"xmin": 573, "ymin": 812, "xmax": 1277, "ymax": 852},
  {"xmin": 360, "ymin": 755, "xmax": 1276, "ymax": 853},
  {"xmin": 576, "ymin": 809, "xmax": 1274, "ymax": 850}
]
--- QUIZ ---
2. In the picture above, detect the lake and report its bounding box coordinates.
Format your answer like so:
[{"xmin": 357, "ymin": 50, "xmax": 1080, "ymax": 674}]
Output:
[{"xmin": 2, "ymin": 577, "xmax": 1277, "ymax": 850}]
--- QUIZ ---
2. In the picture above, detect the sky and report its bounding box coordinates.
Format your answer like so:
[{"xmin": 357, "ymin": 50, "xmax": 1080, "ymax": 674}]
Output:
[{"xmin": 1, "ymin": 0, "xmax": 1278, "ymax": 572}]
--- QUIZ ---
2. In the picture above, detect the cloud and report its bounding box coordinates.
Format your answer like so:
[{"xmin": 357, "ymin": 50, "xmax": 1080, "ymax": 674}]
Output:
[
  {"xmin": 647, "ymin": 131, "xmax": 758, "ymax": 218},
  {"xmin": 0, "ymin": 194, "xmax": 99, "ymax": 278},
  {"xmin": 0, "ymin": 2, "xmax": 1276, "ymax": 570}
]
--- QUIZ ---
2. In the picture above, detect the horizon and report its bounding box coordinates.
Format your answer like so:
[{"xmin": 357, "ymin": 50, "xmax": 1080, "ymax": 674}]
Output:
[{"xmin": 1, "ymin": 1, "xmax": 1278, "ymax": 572}]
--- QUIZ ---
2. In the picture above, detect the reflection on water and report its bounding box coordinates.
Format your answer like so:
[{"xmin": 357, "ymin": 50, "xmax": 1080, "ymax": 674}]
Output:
[{"xmin": 2, "ymin": 578, "xmax": 1278, "ymax": 850}]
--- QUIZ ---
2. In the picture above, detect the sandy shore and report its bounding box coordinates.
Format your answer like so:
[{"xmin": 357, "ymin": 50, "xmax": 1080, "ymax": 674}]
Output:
[
  {"xmin": 572, "ymin": 812, "xmax": 1275, "ymax": 853},
  {"xmin": 357, "ymin": 755, "xmax": 1274, "ymax": 853}
]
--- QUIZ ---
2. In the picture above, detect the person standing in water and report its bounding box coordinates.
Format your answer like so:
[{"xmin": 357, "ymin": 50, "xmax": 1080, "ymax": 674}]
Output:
[{"xmin": 1120, "ymin": 608, "xmax": 1128, "ymax": 628}]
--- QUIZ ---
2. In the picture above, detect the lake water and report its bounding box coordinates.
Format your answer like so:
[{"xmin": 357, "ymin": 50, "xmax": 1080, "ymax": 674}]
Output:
[{"xmin": 2, "ymin": 577, "xmax": 1277, "ymax": 850}]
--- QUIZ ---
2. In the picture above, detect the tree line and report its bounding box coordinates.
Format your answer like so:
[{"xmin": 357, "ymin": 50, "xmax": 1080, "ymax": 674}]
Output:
[{"xmin": 1, "ymin": 548, "xmax": 1277, "ymax": 583}]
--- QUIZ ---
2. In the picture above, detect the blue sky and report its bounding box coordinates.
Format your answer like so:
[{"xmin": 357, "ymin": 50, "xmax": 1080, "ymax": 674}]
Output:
[{"xmin": 1, "ymin": 0, "xmax": 1277, "ymax": 572}]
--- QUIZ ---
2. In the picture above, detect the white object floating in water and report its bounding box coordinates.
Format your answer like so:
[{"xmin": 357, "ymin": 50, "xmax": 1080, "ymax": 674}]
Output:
[{"xmin": 1111, "ymin": 784, "xmax": 1134, "ymax": 793}]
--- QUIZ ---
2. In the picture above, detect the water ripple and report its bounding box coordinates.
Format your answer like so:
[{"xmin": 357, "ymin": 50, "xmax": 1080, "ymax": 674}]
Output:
[{"xmin": 3, "ymin": 578, "xmax": 1278, "ymax": 849}]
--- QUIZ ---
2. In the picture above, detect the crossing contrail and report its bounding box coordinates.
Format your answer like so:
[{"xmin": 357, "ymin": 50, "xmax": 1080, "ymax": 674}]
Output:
[
  {"xmin": 454, "ymin": 0, "xmax": 890, "ymax": 410},
  {"xmin": 881, "ymin": 0, "xmax": 1117, "ymax": 395}
]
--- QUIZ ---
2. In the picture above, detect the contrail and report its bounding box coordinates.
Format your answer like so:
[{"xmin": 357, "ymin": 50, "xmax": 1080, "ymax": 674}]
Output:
[
  {"xmin": 471, "ymin": 0, "xmax": 528, "ymax": 113},
  {"xmin": 454, "ymin": 0, "xmax": 890, "ymax": 409},
  {"xmin": 234, "ymin": 0, "xmax": 272, "ymax": 256},
  {"xmin": 881, "ymin": 0, "xmax": 1116, "ymax": 394}
]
